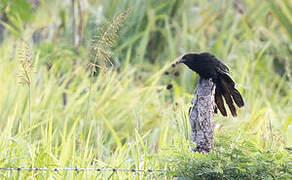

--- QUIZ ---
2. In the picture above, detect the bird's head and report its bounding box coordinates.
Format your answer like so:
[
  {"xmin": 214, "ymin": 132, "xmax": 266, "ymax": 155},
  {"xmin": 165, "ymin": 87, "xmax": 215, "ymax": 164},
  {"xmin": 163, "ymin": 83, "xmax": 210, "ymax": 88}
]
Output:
[{"xmin": 176, "ymin": 53, "xmax": 199, "ymax": 66}]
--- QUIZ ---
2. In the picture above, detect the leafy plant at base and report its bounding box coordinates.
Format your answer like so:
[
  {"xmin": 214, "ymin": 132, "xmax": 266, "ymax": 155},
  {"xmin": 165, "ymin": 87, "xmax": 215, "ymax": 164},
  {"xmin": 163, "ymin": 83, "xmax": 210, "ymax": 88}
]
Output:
[{"xmin": 167, "ymin": 133, "xmax": 292, "ymax": 180}]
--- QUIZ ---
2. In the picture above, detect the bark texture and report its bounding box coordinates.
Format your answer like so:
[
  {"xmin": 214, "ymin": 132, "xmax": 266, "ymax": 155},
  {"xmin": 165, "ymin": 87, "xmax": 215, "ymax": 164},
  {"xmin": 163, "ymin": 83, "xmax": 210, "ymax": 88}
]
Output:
[{"xmin": 189, "ymin": 78, "xmax": 215, "ymax": 153}]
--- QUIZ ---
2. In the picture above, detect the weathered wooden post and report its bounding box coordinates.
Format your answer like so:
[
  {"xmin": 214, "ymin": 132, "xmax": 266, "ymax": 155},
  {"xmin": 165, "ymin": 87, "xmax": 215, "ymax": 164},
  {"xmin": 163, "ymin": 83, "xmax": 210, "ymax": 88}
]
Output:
[{"xmin": 189, "ymin": 78, "xmax": 216, "ymax": 153}]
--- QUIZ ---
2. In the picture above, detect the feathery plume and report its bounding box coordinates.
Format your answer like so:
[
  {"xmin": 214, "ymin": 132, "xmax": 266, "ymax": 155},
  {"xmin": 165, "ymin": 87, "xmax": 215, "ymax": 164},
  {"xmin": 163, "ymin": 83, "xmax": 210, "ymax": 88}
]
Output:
[
  {"xmin": 89, "ymin": 8, "xmax": 131, "ymax": 72},
  {"xmin": 18, "ymin": 40, "xmax": 34, "ymax": 86}
]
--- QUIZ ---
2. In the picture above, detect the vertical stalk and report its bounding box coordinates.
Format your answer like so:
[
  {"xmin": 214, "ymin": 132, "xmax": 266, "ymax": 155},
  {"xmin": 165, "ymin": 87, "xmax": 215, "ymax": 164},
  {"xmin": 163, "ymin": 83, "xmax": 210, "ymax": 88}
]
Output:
[
  {"xmin": 72, "ymin": 0, "xmax": 76, "ymax": 46},
  {"xmin": 85, "ymin": 75, "xmax": 92, "ymax": 121},
  {"xmin": 269, "ymin": 119, "xmax": 273, "ymax": 147},
  {"xmin": 76, "ymin": 0, "xmax": 83, "ymax": 54},
  {"xmin": 28, "ymin": 83, "xmax": 31, "ymax": 141}
]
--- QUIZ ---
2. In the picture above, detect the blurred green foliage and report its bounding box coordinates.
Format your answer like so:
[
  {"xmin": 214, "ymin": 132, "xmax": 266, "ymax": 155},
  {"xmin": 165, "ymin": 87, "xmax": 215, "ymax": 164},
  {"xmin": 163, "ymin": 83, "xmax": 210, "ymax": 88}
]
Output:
[{"xmin": 1, "ymin": 0, "xmax": 33, "ymax": 22}]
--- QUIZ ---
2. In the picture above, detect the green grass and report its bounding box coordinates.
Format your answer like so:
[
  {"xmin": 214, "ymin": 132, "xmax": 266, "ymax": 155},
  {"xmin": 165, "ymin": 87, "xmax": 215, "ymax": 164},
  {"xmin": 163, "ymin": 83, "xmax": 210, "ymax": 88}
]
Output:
[
  {"xmin": 168, "ymin": 133, "xmax": 292, "ymax": 179},
  {"xmin": 0, "ymin": 0, "xmax": 291, "ymax": 179}
]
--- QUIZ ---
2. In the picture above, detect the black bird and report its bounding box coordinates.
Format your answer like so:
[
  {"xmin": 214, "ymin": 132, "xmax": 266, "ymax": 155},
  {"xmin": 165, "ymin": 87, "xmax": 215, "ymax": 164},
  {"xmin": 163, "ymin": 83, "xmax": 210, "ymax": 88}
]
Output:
[{"xmin": 177, "ymin": 52, "xmax": 244, "ymax": 117}]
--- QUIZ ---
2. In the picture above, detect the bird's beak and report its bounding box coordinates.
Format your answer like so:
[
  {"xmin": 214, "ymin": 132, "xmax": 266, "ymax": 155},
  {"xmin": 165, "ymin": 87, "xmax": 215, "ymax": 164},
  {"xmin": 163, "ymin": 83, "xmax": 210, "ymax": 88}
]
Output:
[{"xmin": 177, "ymin": 58, "xmax": 186, "ymax": 64}]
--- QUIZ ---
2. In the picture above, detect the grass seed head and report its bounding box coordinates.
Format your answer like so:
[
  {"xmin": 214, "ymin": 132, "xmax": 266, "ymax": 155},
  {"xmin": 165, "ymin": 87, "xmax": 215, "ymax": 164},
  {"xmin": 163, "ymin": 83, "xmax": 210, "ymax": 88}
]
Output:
[
  {"xmin": 89, "ymin": 8, "xmax": 132, "ymax": 71},
  {"xmin": 18, "ymin": 40, "xmax": 34, "ymax": 86}
]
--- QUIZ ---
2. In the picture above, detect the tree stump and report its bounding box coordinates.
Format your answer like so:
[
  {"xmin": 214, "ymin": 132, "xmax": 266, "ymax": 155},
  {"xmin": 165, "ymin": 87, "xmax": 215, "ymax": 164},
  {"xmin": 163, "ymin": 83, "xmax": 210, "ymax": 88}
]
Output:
[{"xmin": 189, "ymin": 78, "xmax": 215, "ymax": 153}]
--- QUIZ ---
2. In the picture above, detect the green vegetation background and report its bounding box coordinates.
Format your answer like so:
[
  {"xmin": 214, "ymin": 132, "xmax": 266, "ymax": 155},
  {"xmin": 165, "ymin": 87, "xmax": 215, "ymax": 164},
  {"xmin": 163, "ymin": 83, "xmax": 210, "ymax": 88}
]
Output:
[{"xmin": 0, "ymin": 0, "xmax": 291, "ymax": 179}]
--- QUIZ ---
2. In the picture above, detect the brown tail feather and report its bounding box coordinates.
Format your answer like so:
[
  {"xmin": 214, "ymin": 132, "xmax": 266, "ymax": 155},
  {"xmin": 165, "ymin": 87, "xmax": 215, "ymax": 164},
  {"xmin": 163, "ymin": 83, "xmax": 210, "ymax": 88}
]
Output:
[
  {"xmin": 215, "ymin": 86, "xmax": 227, "ymax": 116},
  {"xmin": 220, "ymin": 77, "xmax": 237, "ymax": 117},
  {"xmin": 218, "ymin": 70, "xmax": 244, "ymax": 100},
  {"xmin": 219, "ymin": 73, "xmax": 244, "ymax": 108},
  {"xmin": 220, "ymin": 72, "xmax": 235, "ymax": 85},
  {"xmin": 231, "ymin": 88, "xmax": 244, "ymax": 107}
]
